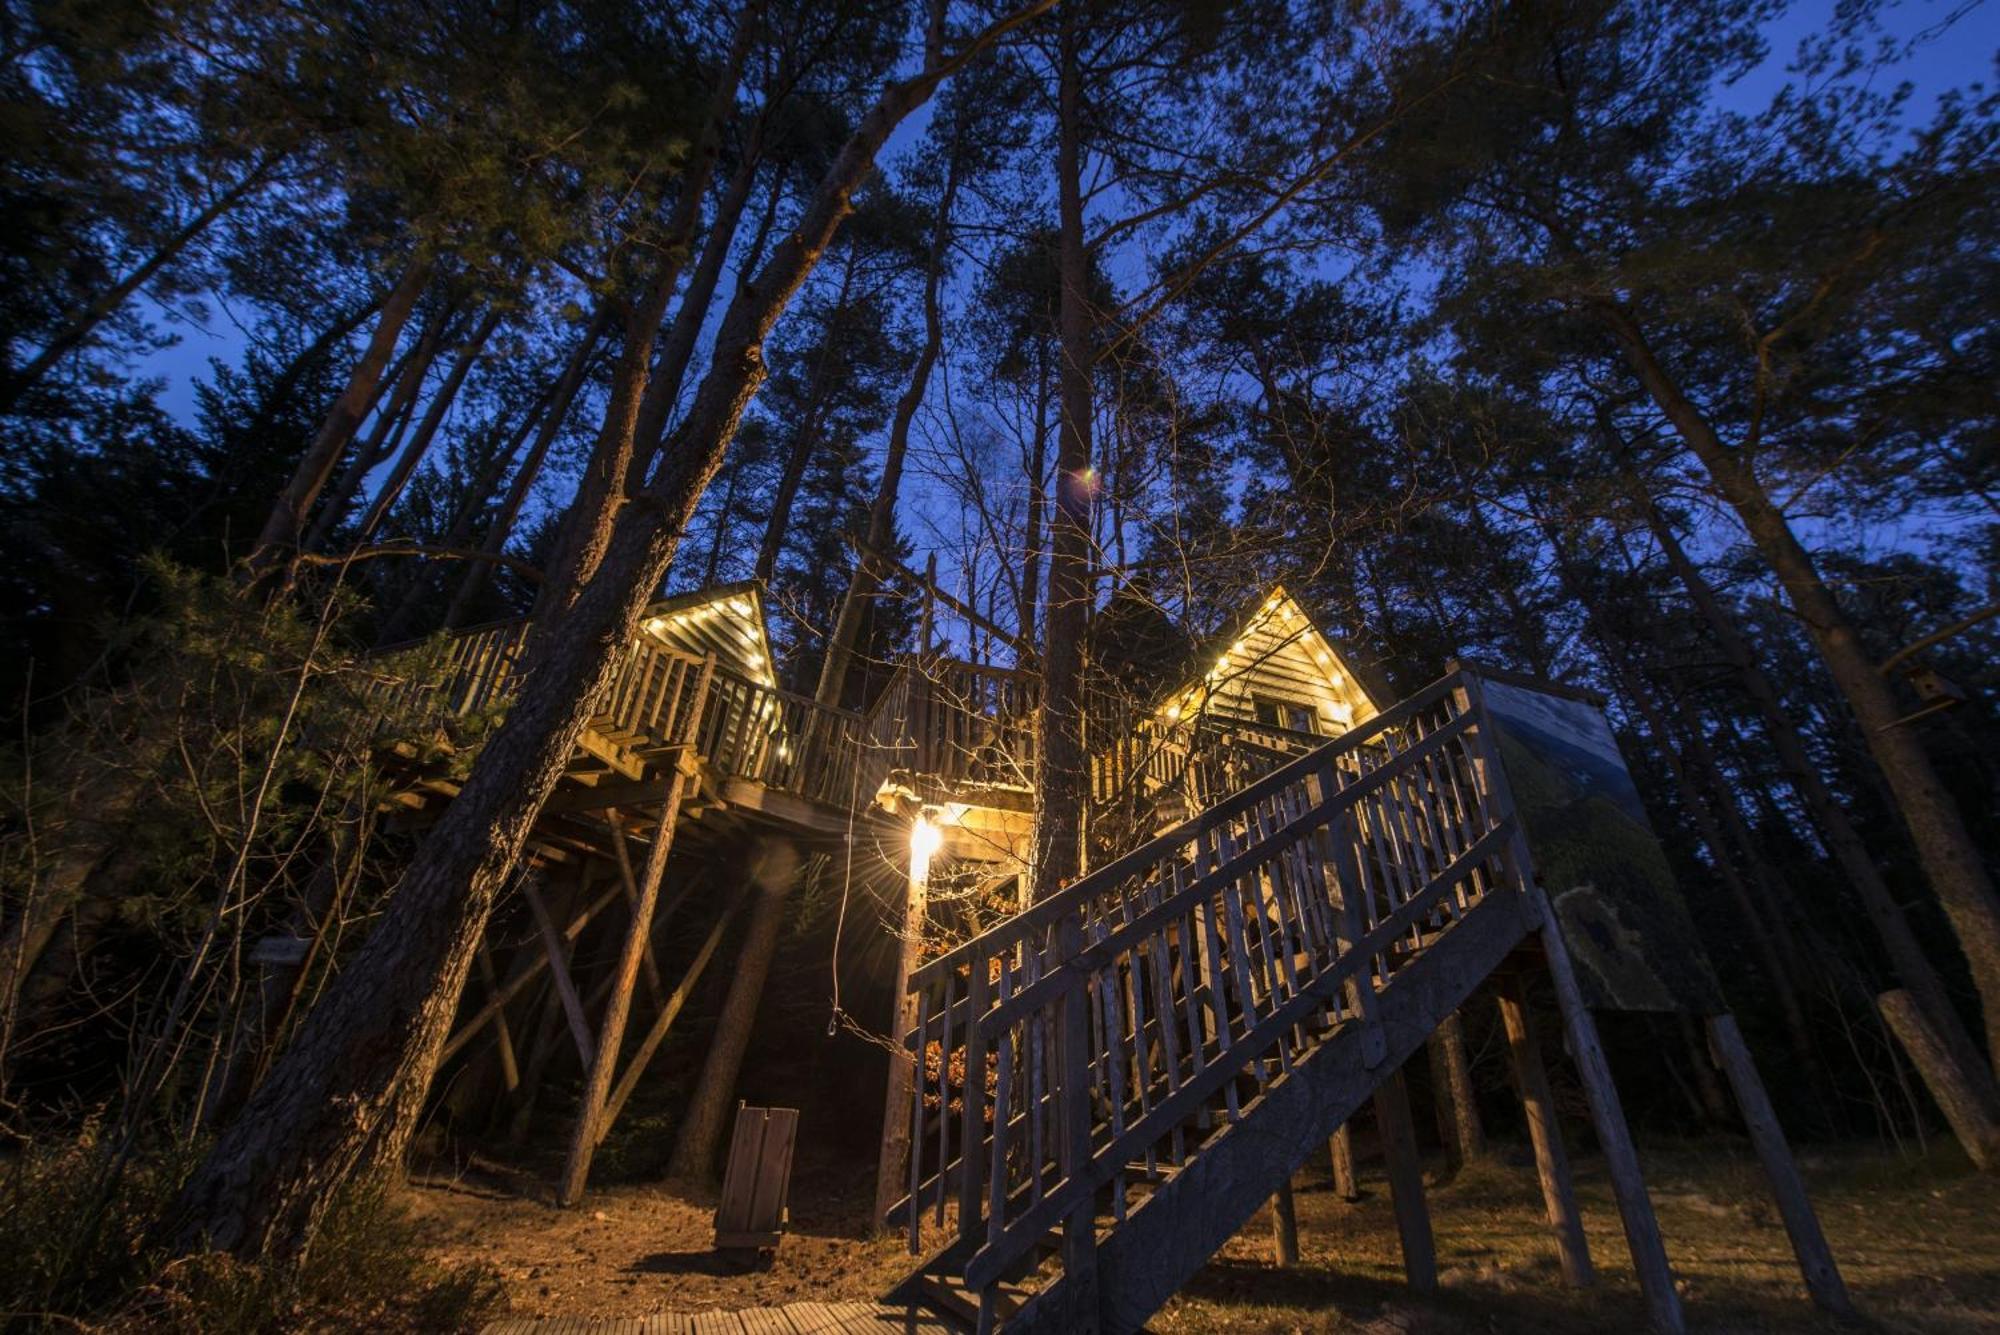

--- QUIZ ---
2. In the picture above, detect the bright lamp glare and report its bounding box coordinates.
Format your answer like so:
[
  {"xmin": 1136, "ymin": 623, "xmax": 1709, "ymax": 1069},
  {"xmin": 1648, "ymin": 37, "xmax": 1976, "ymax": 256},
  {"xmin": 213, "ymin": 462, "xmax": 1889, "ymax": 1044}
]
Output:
[{"xmin": 910, "ymin": 815, "xmax": 943, "ymax": 881}]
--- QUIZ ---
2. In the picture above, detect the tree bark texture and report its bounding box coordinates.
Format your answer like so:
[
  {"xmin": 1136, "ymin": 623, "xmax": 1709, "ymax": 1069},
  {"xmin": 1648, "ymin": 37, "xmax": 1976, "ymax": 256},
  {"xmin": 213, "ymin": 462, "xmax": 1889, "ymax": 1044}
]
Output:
[
  {"xmin": 816, "ymin": 168, "xmax": 958, "ymax": 708},
  {"xmin": 1642, "ymin": 494, "xmax": 2000, "ymax": 1107}
]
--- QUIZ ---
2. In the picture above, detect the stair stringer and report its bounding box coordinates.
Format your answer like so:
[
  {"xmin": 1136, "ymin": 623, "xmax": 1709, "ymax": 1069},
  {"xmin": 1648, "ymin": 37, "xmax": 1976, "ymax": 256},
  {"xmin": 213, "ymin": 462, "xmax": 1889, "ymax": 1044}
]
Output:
[{"xmin": 1010, "ymin": 887, "xmax": 1534, "ymax": 1335}]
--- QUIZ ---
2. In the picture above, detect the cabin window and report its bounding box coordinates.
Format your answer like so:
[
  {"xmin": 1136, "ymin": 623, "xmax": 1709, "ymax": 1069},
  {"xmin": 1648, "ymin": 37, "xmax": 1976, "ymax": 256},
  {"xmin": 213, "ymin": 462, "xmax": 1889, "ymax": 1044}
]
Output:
[{"xmin": 1253, "ymin": 695, "xmax": 1318, "ymax": 735}]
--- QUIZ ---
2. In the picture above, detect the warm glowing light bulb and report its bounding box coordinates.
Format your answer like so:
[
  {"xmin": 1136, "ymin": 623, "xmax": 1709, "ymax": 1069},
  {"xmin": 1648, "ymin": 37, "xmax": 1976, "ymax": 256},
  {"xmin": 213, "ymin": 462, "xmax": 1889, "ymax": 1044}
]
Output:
[{"xmin": 910, "ymin": 814, "xmax": 944, "ymax": 881}]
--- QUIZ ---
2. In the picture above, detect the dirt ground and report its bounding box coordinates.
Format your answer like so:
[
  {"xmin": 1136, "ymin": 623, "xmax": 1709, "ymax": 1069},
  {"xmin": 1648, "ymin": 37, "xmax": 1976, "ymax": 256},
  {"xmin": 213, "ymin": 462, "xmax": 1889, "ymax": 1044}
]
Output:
[{"xmin": 406, "ymin": 1141, "xmax": 2000, "ymax": 1332}]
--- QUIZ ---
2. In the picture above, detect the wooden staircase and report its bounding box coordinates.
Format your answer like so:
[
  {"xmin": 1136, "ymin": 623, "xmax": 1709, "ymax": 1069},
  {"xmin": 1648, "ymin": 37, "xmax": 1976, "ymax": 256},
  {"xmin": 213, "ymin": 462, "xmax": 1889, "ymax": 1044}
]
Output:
[{"xmin": 883, "ymin": 670, "xmax": 1544, "ymax": 1333}]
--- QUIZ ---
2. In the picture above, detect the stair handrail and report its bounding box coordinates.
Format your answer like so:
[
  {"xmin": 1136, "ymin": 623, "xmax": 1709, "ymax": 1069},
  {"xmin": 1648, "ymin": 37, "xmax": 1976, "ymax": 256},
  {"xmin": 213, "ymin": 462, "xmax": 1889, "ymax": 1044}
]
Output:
[
  {"xmin": 909, "ymin": 670, "xmax": 1466, "ymax": 992},
  {"xmin": 892, "ymin": 667, "xmax": 1527, "ymax": 1316}
]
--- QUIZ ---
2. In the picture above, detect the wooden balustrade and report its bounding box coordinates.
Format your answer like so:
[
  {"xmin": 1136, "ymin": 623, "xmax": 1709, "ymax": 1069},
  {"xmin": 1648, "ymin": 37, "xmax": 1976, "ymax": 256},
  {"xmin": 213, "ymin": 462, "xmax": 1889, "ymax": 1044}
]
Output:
[
  {"xmin": 888, "ymin": 670, "xmax": 1525, "ymax": 1314},
  {"xmin": 859, "ymin": 656, "xmax": 1039, "ymax": 797},
  {"xmin": 695, "ymin": 673, "xmax": 867, "ymax": 806}
]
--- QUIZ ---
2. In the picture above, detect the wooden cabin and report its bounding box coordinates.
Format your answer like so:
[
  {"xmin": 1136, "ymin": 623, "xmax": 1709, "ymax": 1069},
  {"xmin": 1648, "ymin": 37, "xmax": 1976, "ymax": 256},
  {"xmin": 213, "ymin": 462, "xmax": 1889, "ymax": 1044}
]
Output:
[{"xmin": 376, "ymin": 578, "xmax": 1387, "ymax": 1200}]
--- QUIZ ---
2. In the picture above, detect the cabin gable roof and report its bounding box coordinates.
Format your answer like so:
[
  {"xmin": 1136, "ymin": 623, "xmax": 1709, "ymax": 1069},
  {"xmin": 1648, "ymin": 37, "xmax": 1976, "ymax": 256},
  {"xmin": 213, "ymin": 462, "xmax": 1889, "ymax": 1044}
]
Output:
[
  {"xmin": 1151, "ymin": 585, "xmax": 1385, "ymax": 736},
  {"xmin": 641, "ymin": 581, "xmax": 777, "ymax": 688}
]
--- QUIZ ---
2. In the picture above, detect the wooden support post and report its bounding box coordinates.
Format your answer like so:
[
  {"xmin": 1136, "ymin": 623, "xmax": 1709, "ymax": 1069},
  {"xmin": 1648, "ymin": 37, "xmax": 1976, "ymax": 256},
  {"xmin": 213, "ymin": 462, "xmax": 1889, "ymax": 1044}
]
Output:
[
  {"xmin": 1270, "ymin": 1178, "xmax": 1300, "ymax": 1268},
  {"xmin": 442, "ymin": 877, "xmax": 622, "ymax": 1062},
  {"xmin": 600, "ymin": 896, "xmax": 742, "ymax": 1134},
  {"xmin": 1705, "ymin": 1013, "xmax": 1853, "ymax": 1316},
  {"xmin": 559, "ymin": 778, "xmax": 689, "ymax": 1207},
  {"xmin": 1056, "ymin": 915, "xmax": 1101, "ymax": 1332},
  {"xmin": 1374, "ymin": 1067, "xmax": 1437, "ymax": 1295},
  {"xmin": 1496, "ymin": 975, "xmax": 1594, "ymax": 1288},
  {"xmin": 523, "ymin": 873, "xmax": 595, "ymax": 1067},
  {"xmin": 874, "ymin": 821, "xmax": 933, "ymax": 1230},
  {"xmin": 1328, "ymin": 1123, "xmax": 1360, "ymax": 1202},
  {"xmin": 668, "ymin": 837, "xmax": 801, "ymax": 1181},
  {"xmin": 1532, "ymin": 885, "xmax": 1684, "ymax": 1335},
  {"xmin": 606, "ymin": 806, "xmax": 669, "ymax": 1009},
  {"xmin": 475, "ymin": 945, "xmax": 520, "ymax": 1093}
]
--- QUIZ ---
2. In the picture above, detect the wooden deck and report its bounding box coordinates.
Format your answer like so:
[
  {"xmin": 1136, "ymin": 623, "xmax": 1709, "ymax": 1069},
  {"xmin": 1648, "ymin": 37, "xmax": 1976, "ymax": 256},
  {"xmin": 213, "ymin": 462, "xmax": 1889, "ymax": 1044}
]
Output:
[{"xmin": 483, "ymin": 1300, "xmax": 958, "ymax": 1334}]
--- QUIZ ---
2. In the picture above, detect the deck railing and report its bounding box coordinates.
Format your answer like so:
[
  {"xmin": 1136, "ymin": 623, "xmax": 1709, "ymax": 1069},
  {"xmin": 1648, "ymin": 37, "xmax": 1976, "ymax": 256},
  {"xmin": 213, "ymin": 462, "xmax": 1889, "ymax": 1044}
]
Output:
[
  {"xmin": 1092, "ymin": 713, "xmax": 1329, "ymax": 817},
  {"xmin": 379, "ymin": 618, "xmax": 873, "ymax": 798},
  {"xmin": 863, "ymin": 656, "xmax": 1039, "ymax": 797},
  {"xmin": 889, "ymin": 670, "xmax": 1525, "ymax": 1315},
  {"xmin": 697, "ymin": 672, "xmax": 868, "ymax": 807}
]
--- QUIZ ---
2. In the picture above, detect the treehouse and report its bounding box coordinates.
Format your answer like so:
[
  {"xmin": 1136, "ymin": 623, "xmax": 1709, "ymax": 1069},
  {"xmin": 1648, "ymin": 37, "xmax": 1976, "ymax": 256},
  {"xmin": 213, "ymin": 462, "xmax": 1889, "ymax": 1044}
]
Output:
[{"xmin": 378, "ymin": 576, "xmax": 1845, "ymax": 1335}]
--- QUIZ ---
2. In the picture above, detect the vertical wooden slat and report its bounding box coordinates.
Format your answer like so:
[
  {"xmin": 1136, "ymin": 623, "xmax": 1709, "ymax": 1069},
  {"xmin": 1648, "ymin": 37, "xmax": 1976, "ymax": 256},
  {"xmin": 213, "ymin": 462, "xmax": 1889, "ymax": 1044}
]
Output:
[{"xmin": 959, "ymin": 953, "xmax": 990, "ymax": 1242}]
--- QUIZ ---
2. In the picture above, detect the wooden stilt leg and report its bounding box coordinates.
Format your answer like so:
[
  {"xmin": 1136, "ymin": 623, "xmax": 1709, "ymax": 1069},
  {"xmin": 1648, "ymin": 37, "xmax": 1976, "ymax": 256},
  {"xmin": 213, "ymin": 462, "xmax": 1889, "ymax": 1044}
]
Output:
[
  {"xmin": 599, "ymin": 896, "xmax": 742, "ymax": 1136},
  {"xmin": 874, "ymin": 838, "xmax": 932, "ymax": 1230},
  {"xmin": 1705, "ymin": 1013, "xmax": 1853, "ymax": 1317},
  {"xmin": 475, "ymin": 944, "xmax": 520, "ymax": 1093},
  {"xmin": 523, "ymin": 873, "xmax": 596, "ymax": 1067},
  {"xmin": 442, "ymin": 877, "xmax": 621, "ymax": 1063},
  {"xmin": 508, "ymin": 976, "xmax": 569, "ymax": 1145},
  {"xmin": 606, "ymin": 807, "xmax": 668, "ymax": 1009},
  {"xmin": 1329, "ymin": 1123, "xmax": 1359, "ymax": 1201},
  {"xmin": 560, "ymin": 778, "xmax": 688, "ymax": 1206},
  {"xmin": 1374, "ymin": 1067, "xmax": 1437, "ymax": 1294},
  {"xmin": 1496, "ymin": 975, "xmax": 1594, "ymax": 1287},
  {"xmin": 1270, "ymin": 1177, "xmax": 1300, "ymax": 1268},
  {"xmin": 1532, "ymin": 886, "xmax": 1684, "ymax": 1335}
]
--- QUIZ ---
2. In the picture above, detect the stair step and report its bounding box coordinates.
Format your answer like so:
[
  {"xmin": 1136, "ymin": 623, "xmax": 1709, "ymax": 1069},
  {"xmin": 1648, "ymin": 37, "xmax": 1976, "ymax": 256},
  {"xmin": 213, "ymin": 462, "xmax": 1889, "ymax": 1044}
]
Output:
[{"xmin": 915, "ymin": 1272, "xmax": 1028, "ymax": 1327}]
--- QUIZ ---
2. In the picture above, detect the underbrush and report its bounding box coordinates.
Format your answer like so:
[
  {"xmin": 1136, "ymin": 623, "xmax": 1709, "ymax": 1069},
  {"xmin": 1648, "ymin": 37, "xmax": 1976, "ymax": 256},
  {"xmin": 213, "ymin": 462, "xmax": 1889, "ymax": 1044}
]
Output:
[{"xmin": 0, "ymin": 1132, "xmax": 504, "ymax": 1332}]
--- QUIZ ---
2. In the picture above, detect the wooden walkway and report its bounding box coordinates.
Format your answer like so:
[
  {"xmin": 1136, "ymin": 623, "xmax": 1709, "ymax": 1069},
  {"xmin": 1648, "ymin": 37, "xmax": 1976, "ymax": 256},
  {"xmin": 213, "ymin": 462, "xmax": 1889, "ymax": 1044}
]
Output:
[{"xmin": 484, "ymin": 1300, "xmax": 957, "ymax": 1334}]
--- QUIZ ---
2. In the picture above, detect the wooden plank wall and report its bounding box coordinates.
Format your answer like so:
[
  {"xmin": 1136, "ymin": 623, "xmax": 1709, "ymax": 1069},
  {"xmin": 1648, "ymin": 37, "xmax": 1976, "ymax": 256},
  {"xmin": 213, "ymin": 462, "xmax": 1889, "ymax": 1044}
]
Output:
[{"xmin": 1196, "ymin": 597, "xmax": 1379, "ymax": 737}]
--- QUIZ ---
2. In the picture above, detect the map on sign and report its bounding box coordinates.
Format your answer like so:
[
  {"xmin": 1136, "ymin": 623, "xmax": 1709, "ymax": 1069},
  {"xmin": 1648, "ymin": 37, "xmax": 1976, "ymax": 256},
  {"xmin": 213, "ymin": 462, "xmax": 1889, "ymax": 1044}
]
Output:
[{"xmin": 1479, "ymin": 675, "xmax": 1727, "ymax": 1015}]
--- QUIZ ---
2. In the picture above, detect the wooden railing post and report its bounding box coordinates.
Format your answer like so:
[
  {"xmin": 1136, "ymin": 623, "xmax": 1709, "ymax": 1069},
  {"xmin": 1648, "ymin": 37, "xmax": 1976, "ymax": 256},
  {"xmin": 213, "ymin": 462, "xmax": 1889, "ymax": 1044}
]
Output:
[
  {"xmin": 959, "ymin": 952, "xmax": 991, "ymax": 1244},
  {"xmin": 1055, "ymin": 913, "xmax": 1100, "ymax": 1332}
]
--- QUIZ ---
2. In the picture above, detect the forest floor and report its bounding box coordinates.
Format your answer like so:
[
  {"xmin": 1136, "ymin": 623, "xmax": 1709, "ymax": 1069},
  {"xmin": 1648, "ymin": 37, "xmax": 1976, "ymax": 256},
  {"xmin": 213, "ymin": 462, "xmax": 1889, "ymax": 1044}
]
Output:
[{"xmin": 404, "ymin": 1139, "xmax": 1999, "ymax": 1333}]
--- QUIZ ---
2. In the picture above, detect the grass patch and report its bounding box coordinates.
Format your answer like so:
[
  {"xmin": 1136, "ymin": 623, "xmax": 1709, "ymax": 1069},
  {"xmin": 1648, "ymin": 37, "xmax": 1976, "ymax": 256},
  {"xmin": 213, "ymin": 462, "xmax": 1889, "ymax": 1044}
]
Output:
[{"xmin": 1153, "ymin": 1141, "xmax": 1999, "ymax": 1333}]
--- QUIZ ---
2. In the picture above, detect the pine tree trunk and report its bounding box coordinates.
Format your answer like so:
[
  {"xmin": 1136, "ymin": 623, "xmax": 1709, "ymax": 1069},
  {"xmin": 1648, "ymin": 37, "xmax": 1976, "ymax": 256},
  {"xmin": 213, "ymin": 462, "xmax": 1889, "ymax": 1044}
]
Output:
[
  {"xmin": 668, "ymin": 838, "xmax": 797, "ymax": 1181},
  {"xmin": 0, "ymin": 161, "xmax": 274, "ymax": 412},
  {"xmin": 304, "ymin": 311, "xmax": 449, "ymax": 552},
  {"xmin": 249, "ymin": 255, "xmax": 434, "ymax": 577},
  {"xmin": 817, "ymin": 169, "xmax": 957, "ymax": 707},
  {"xmin": 535, "ymin": 10, "xmax": 761, "ymax": 620},
  {"xmin": 754, "ymin": 248, "xmax": 861, "ymax": 586},
  {"xmin": 1032, "ymin": 4, "xmax": 1095, "ymax": 902},
  {"xmin": 443, "ymin": 307, "xmax": 611, "ymax": 628},
  {"xmin": 1600, "ymin": 301, "xmax": 2000, "ymax": 1069},
  {"xmin": 354, "ymin": 307, "xmax": 504, "ymax": 540},
  {"xmin": 163, "ymin": 5, "xmax": 1047, "ymax": 1256},
  {"xmin": 1427, "ymin": 1010, "xmax": 1485, "ymax": 1164}
]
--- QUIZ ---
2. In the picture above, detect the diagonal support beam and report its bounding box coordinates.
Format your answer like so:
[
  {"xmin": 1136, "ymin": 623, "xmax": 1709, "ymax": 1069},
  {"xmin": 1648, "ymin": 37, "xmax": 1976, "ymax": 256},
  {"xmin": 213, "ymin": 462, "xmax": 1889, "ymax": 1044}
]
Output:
[
  {"xmin": 607, "ymin": 806, "xmax": 669, "ymax": 1009},
  {"xmin": 600, "ymin": 896, "xmax": 743, "ymax": 1137},
  {"xmin": 559, "ymin": 777, "xmax": 689, "ymax": 1206},
  {"xmin": 442, "ymin": 878, "xmax": 620, "ymax": 1062},
  {"xmin": 525, "ymin": 873, "xmax": 597, "ymax": 1069}
]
